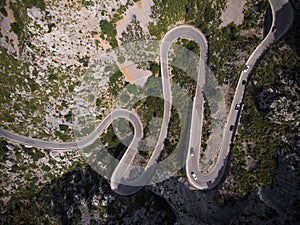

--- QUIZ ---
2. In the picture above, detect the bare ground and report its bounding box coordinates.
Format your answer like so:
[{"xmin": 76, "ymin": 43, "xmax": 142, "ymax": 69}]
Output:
[{"xmin": 219, "ymin": 0, "xmax": 245, "ymax": 28}]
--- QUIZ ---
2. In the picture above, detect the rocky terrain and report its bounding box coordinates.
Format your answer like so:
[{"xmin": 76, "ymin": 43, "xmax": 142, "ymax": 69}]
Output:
[{"xmin": 0, "ymin": 0, "xmax": 299, "ymax": 224}]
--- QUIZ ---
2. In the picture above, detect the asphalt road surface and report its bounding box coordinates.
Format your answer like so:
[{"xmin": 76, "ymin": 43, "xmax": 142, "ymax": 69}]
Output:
[
  {"xmin": 186, "ymin": 0, "xmax": 295, "ymax": 189},
  {"xmin": 0, "ymin": 0, "xmax": 294, "ymax": 195},
  {"xmin": 0, "ymin": 109, "xmax": 143, "ymax": 151}
]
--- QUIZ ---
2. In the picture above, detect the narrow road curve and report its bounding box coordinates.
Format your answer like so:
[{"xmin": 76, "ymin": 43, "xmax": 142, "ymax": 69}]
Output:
[
  {"xmin": 110, "ymin": 25, "xmax": 207, "ymax": 195},
  {"xmin": 186, "ymin": 0, "xmax": 295, "ymax": 190},
  {"xmin": 0, "ymin": 109, "xmax": 143, "ymax": 151},
  {"xmin": 0, "ymin": 0, "xmax": 294, "ymax": 195}
]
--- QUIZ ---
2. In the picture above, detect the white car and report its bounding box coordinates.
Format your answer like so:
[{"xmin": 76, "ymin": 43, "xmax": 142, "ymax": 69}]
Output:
[
  {"xmin": 235, "ymin": 104, "xmax": 241, "ymax": 110},
  {"xmin": 244, "ymin": 65, "xmax": 249, "ymax": 72},
  {"xmin": 190, "ymin": 147, "xmax": 195, "ymax": 156},
  {"xmin": 191, "ymin": 172, "xmax": 197, "ymax": 180}
]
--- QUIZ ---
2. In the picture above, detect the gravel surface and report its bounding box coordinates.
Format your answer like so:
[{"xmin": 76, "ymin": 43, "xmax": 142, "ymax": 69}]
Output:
[{"xmin": 219, "ymin": 0, "xmax": 245, "ymax": 28}]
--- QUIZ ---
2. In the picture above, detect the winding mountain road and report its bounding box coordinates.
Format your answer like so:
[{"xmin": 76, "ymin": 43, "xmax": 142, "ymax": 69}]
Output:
[
  {"xmin": 186, "ymin": 0, "xmax": 294, "ymax": 190},
  {"xmin": 0, "ymin": 0, "xmax": 294, "ymax": 195}
]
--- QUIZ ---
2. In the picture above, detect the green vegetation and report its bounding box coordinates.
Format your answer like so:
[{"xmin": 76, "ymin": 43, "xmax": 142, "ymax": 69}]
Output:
[
  {"xmin": 146, "ymin": 0, "xmax": 294, "ymax": 194},
  {"xmin": 242, "ymin": 1, "xmax": 269, "ymax": 29},
  {"xmin": 148, "ymin": 62, "xmax": 160, "ymax": 76},
  {"xmin": 96, "ymin": 98, "xmax": 101, "ymax": 107},
  {"xmin": 59, "ymin": 124, "xmax": 69, "ymax": 131},
  {"xmin": 0, "ymin": 140, "xmax": 9, "ymax": 162},
  {"xmin": 169, "ymin": 39, "xmax": 200, "ymax": 86},
  {"xmin": 224, "ymin": 23, "xmax": 300, "ymax": 197},
  {"xmin": 149, "ymin": 0, "xmax": 187, "ymax": 39},
  {"xmin": 41, "ymin": 164, "xmax": 51, "ymax": 172},
  {"xmin": 10, "ymin": 0, "xmax": 46, "ymax": 47},
  {"xmin": 82, "ymin": 0, "xmax": 94, "ymax": 7},
  {"xmin": 55, "ymin": 130, "xmax": 70, "ymax": 141},
  {"xmin": 0, "ymin": 139, "xmax": 82, "ymax": 207},
  {"xmin": 110, "ymin": 0, "xmax": 137, "ymax": 24},
  {"xmin": 120, "ymin": 15, "xmax": 147, "ymax": 43},
  {"xmin": 207, "ymin": 0, "xmax": 270, "ymax": 87},
  {"xmin": 201, "ymin": 95, "xmax": 212, "ymax": 152},
  {"xmin": 0, "ymin": 43, "xmax": 79, "ymax": 139},
  {"xmin": 79, "ymin": 56, "xmax": 90, "ymax": 67},
  {"xmin": 98, "ymin": 0, "xmax": 141, "ymax": 47},
  {"xmin": 149, "ymin": 0, "xmax": 225, "ymax": 39},
  {"xmin": 0, "ymin": 1, "xmax": 7, "ymax": 17},
  {"xmin": 0, "ymin": 46, "xmax": 43, "ymax": 131},
  {"xmin": 1, "ymin": 0, "xmax": 295, "ymax": 204},
  {"xmin": 162, "ymin": 107, "xmax": 181, "ymax": 161},
  {"xmin": 100, "ymin": 124, "xmax": 125, "ymax": 159},
  {"xmin": 136, "ymin": 96, "xmax": 164, "ymax": 131},
  {"xmin": 64, "ymin": 111, "xmax": 73, "ymax": 122},
  {"xmin": 148, "ymin": 0, "xmax": 267, "ymax": 88},
  {"xmin": 47, "ymin": 23, "xmax": 56, "ymax": 33},
  {"xmin": 134, "ymin": 96, "xmax": 164, "ymax": 159},
  {"xmin": 100, "ymin": 20, "xmax": 118, "ymax": 48},
  {"xmin": 1, "ymin": 0, "xmax": 76, "ymax": 141},
  {"xmin": 2, "ymin": 163, "xmax": 87, "ymax": 224},
  {"xmin": 22, "ymin": 145, "xmax": 45, "ymax": 161},
  {"xmin": 108, "ymin": 70, "xmax": 126, "ymax": 97},
  {"xmin": 171, "ymin": 67, "xmax": 196, "ymax": 98},
  {"xmin": 2, "ymin": 163, "xmax": 176, "ymax": 224},
  {"xmin": 226, "ymin": 100, "xmax": 279, "ymax": 196},
  {"xmin": 10, "ymin": 22, "xmax": 21, "ymax": 36},
  {"xmin": 21, "ymin": 0, "xmax": 45, "ymax": 10},
  {"xmin": 48, "ymin": 73, "xmax": 57, "ymax": 81},
  {"xmin": 209, "ymin": 22, "xmax": 260, "ymax": 86},
  {"xmin": 180, "ymin": 39, "xmax": 200, "ymax": 56}
]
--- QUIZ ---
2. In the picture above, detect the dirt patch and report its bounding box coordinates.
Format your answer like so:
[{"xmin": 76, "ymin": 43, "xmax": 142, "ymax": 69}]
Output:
[
  {"xmin": 223, "ymin": 85, "xmax": 235, "ymax": 113},
  {"xmin": 116, "ymin": 0, "xmax": 153, "ymax": 43},
  {"xmin": 118, "ymin": 61, "xmax": 151, "ymax": 85},
  {"xmin": 8, "ymin": 7, "xmax": 15, "ymax": 23},
  {"xmin": 116, "ymin": 0, "xmax": 154, "ymax": 86},
  {"xmin": 93, "ymin": 33, "xmax": 111, "ymax": 51},
  {"xmin": 219, "ymin": 0, "xmax": 245, "ymax": 28},
  {"xmin": 240, "ymin": 28, "xmax": 263, "ymax": 38}
]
